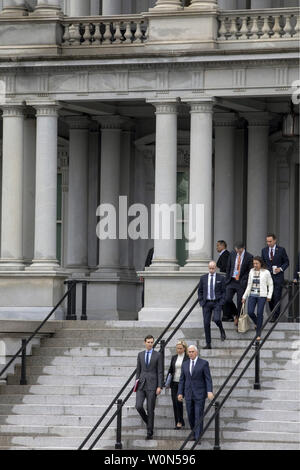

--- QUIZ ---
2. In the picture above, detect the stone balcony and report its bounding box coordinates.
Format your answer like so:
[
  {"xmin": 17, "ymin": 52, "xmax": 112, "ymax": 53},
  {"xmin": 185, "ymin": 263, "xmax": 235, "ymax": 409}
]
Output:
[{"xmin": 0, "ymin": 6, "xmax": 298, "ymax": 58}]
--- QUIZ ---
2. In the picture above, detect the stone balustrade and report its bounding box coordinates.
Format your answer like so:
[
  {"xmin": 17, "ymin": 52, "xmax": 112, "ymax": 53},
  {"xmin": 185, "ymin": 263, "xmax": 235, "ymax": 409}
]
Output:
[
  {"xmin": 218, "ymin": 8, "xmax": 299, "ymax": 41},
  {"xmin": 62, "ymin": 16, "xmax": 148, "ymax": 46}
]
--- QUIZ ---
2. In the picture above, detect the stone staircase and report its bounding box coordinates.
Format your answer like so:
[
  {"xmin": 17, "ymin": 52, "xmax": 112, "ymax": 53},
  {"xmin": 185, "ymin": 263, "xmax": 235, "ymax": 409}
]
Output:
[{"xmin": 0, "ymin": 320, "xmax": 299, "ymax": 450}]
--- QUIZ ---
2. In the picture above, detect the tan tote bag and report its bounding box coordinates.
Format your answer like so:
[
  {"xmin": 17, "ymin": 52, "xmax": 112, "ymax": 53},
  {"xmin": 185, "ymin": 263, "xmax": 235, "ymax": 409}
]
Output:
[{"xmin": 238, "ymin": 303, "xmax": 250, "ymax": 333}]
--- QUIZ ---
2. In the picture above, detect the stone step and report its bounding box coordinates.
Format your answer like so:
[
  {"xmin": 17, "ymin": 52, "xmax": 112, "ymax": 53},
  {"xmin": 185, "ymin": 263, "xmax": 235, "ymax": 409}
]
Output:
[{"xmin": 39, "ymin": 336, "xmax": 300, "ymax": 350}]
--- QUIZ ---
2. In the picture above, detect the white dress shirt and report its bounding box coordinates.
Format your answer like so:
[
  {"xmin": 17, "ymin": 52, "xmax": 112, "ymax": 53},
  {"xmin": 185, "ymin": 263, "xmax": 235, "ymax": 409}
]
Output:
[{"xmin": 189, "ymin": 356, "xmax": 198, "ymax": 375}]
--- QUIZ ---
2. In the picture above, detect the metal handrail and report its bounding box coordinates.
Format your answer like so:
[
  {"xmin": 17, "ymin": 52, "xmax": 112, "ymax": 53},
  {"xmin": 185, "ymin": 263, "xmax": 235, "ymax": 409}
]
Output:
[
  {"xmin": 78, "ymin": 281, "xmax": 201, "ymax": 450},
  {"xmin": 179, "ymin": 282, "xmax": 299, "ymax": 450},
  {"xmin": 0, "ymin": 283, "xmax": 76, "ymax": 381}
]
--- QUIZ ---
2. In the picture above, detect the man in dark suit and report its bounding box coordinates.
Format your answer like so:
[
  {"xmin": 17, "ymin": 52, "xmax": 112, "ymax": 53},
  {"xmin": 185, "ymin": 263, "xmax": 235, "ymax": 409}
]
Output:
[
  {"xmin": 261, "ymin": 234, "xmax": 289, "ymax": 322},
  {"xmin": 177, "ymin": 345, "xmax": 214, "ymax": 442},
  {"xmin": 225, "ymin": 242, "xmax": 253, "ymax": 326},
  {"xmin": 216, "ymin": 240, "xmax": 230, "ymax": 273},
  {"xmin": 198, "ymin": 261, "xmax": 226, "ymax": 349},
  {"xmin": 293, "ymin": 253, "xmax": 300, "ymax": 283},
  {"xmin": 135, "ymin": 335, "xmax": 163, "ymax": 440},
  {"xmin": 216, "ymin": 240, "xmax": 234, "ymax": 321}
]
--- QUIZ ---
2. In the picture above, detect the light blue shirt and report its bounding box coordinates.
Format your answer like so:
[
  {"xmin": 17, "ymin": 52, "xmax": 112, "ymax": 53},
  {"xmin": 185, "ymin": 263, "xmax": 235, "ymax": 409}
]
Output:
[
  {"xmin": 207, "ymin": 273, "xmax": 216, "ymax": 300},
  {"xmin": 145, "ymin": 349, "xmax": 153, "ymax": 365}
]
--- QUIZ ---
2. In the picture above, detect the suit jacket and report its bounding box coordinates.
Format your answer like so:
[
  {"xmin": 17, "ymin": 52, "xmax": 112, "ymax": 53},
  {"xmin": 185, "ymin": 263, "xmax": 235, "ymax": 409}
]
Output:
[
  {"xmin": 217, "ymin": 250, "xmax": 230, "ymax": 273},
  {"xmin": 261, "ymin": 245, "xmax": 289, "ymax": 285},
  {"xmin": 136, "ymin": 350, "xmax": 163, "ymax": 391},
  {"xmin": 178, "ymin": 358, "xmax": 213, "ymax": 401},
  {"xmin": 198, "ymin": 273, "xmax": 226, "ymax": 307},
  {"xmin": 294, "ymin": 253, "xmax": 300, "ymax": 281},
  {"xmin": 167, "ymin": 354, "xmax": 189, "ymax": 385},
  {"xmin": 226, "ymin": 250, "xmax": 253, "ymax": 287}
]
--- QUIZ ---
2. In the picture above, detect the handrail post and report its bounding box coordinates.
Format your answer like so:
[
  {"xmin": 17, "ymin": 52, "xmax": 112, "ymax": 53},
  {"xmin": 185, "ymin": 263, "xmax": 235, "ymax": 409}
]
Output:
[
  {"xmin": 66, "ymin": 280, "xmax": 73, "ymax": 320},
  {"xmin": 71, "ymin": 281, "xmax": 77, "ymax": 320},
  {"xmin": 213, "ymin": 402, "xmax": 221, "ymax": 450},
  {"xmin": 254, "ymin": 340, "xmax": 261, "ymax": 390},
  {"xmin": 115, "ymin": 399, "xmax": 123, "ymax": 450},
  {"xmin": 288, "ymin": 281, "xmax": 293, "ymax": 323},
  {"xmin": 81, "ymin": 281, "xmax": 88, "ymax": 321},
  {"xmin": 20, "ymin": 339, "xmax": 27, "ymax": 386},
  {"xmin": 160, "ymin": 339, "xmax": 166, "ymax": 374}
]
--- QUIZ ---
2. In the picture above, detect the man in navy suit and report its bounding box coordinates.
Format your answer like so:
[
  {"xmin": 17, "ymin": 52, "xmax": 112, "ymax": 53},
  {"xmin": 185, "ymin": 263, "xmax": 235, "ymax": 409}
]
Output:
[
  {"xmin": 225, "ymin": 242, "xmax": 253, "ymax": 326},
  {"xmin": 177, "ymin": 345, "xmax": 214, "ymax": 442},
  {"xmin": 261, "ymin": 234, "xmax": 289, "ymax": 322},
  {"xmin": 198, "ymin": 261, "xmax": 226, "ymax": 349}
]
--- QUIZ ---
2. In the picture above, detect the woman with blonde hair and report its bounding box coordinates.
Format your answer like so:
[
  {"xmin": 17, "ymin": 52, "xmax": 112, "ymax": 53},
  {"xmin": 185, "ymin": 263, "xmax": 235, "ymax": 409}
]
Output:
[
  {"xmin": 165, "ymin": 340, "xmax": 189, "ymax": 429},
  {"xmin": 242, "ymin": 256, "xmax": 273, "ymax": 341}
]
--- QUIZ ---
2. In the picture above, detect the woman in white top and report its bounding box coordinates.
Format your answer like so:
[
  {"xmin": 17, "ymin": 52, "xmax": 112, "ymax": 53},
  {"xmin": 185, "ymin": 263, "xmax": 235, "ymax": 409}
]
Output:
[
  {"xmin": 242, "ymin": 256, "xmax": 273, "ymax": 341},
  {"xmin": 165, "ymin": 340, "xmax": 189, "ymax": 430}
]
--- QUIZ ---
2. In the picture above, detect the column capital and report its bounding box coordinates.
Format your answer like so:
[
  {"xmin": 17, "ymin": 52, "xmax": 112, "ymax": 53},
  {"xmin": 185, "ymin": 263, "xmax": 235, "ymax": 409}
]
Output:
[
  {"xmin": 27, "ymin": 101, "xmax": 60, "ymax": 117},
  {"xmin": 1, "ymin": 102, "xmax": 25, "ymax": 117},
  {"xmin": 242, "ymin": 112, "xmax": 271, "ymax": 126},
  {"xmin": 147, "ymin": 99, "xmax": 179, "ymax": 115},
  {"xmin": 184, "ymin": 98, "xmax": 215, "ymax": 114},
  {"xmin": 92, "ymin": 115, "xmax": 129, "ymax": 130},
  {"xmin": 214, "ymin": 112, "xmax": 237, "ymax": 127},
  {"xmin": 64, "ymin": 115, "xmax": 91, "ymax": 130}
]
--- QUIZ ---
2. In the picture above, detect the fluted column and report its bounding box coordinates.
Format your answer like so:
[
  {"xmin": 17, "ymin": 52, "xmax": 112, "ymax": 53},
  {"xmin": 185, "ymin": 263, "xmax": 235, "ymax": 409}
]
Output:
[
  {"xmin": 251, "ymin": 0, "xmax": 271, "ymax": 8},
  {"xmin": 218, "ymin": 0, "xmax": 237, "ymax": 9},
  {"xmin": 214, "ymin": 113, "xmax": 236, "ymax": 252},
  {"xmin": 1, "ymin": 0, "xmax": 27, "ymax": 16},
  {"xmin": 151, "ymin": 0, "xmax": 182, "ymax": 11},
  {"xmin": 149, "ymin": 100, "xmax": 179, "ymax": 271},
  {"xmin": 183, "ymin": 99, "xmax": 214, "ymax": 269},
  {"xmin": 0, "ymin": 104, "xmax": 25, "ymax": 271},
  {"xmin": 69, "ymin": 0, "xmax": 90, "ymax": 16},
  {"xmin": 187, "ymin": 0, "xmax": 218, "ymax": 10},
  {"xmin": 65, "ymin": 117, "xmax": 89, "ymax": 272},
  {"xmin": 102, "ymin": 0, "xmax": 122, "ymax": 15},
  {"xmin": 94, "ymin": 117, "xmax": 123, "ymax": 274},
  {"xmin": 244, "ymin": 112, "xmax": 270, "ymax": 255},
  {"xmin": 28, "ymin": 103, "xmax": 60, "ymax": 271},
  {"xmin": 34, "ymin": 0, "xmax": 61, "ymax": 15}
]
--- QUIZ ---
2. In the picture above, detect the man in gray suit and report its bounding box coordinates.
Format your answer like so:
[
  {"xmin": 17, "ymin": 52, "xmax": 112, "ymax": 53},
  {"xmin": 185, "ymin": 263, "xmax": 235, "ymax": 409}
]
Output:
[{"xmin": 135, "ymin": 335, "xmax": 164, "ymax": 439}]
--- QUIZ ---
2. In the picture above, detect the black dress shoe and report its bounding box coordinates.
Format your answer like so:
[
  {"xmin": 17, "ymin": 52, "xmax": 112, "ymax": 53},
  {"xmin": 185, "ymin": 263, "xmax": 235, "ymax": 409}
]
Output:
[
  {"xmin": 220, "ymin": 330, "xmax": 226, "ymax": 341},
  {"xmin": 146, "ymin": 433, "xmax": 153, "ymax": 440},
  {"xmin": 203, "ymin": 345, "xmax": 212, "ymax": 350},
  {"xmin": 222, "ymin": 317, "xmax": 234, "ymax": 322}
]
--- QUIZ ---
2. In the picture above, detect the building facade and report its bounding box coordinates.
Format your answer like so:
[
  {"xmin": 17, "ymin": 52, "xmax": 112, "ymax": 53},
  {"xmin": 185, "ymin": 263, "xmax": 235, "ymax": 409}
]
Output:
[{"xmin": 0, "ymin": 0, "xmax": 299, "ymax": 321}]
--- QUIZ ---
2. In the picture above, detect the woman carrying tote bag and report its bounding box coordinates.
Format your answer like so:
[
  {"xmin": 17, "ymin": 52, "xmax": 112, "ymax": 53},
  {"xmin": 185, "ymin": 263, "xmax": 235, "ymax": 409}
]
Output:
[{"xmin": 242, "ymin": 256, "xmax": 273, "ymax": 341}]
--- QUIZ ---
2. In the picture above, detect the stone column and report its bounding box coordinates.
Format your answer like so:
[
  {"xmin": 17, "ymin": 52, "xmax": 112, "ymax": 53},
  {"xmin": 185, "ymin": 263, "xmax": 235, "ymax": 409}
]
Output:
[
  {"xmin": 23, "ymin": 114, "xmax": 36, "ymax": 264},
  {"xmin": 0, "ymin": 104, "xmax": 25, "ymax": 271},
  {"xmin": 34, "ymin": 0, "xmax": 61, "ymax": 15},
  {"xmin": 214, "ymin": 113, "xmax": 236, "ymax": 252},
  {"xmin": 88, "ymin": 126, "xmax": 100, "ymax": 270},
  {"xmin": 28, "ymin": 103, "xmax": 60, "ymax": 271},
  {"xmin": 65, "ymin": 117, "xmax": 89, "ymax": 272},
  {"xmin": 218, "ymin": 0, "xmax": 237, "ymax": 9},
  {"xmin": 69, "ymin": 0, "xmax": 90, "ymax": 16},
  {"xmin": 151, "ymin": 0, "xmax": 182, "ymax": 11},
  {"xmin": 1, "ymin": 0, "xmax": 27, "ymax": 16},
  {"xmin": 102, "ymin": 0, "xmax": 122, "ymax": 15},
  {"xmin": 94, "ymin": 117, "xmax": 123, "ymax": 274},
  {"xmin": 244, "ymin": 112, "xmax": 270, "ymax": 255},
  {"xmin": 187, "ymin": 0, "xmax": 218, "ymax": 10},
  {"xmin": 251, "ymin": 0, "xmax": 271, "ymax": 8},
  {"xmin": 90, "ymin": 0, "xmax": 100, "ymax": 15},
  {"xmin": 148, "ymin": 100, "xmax": 179, "ymax": 271},
  {"xmin": 183, "ymin": 99, "xmax": 214, "ymax": 269}
]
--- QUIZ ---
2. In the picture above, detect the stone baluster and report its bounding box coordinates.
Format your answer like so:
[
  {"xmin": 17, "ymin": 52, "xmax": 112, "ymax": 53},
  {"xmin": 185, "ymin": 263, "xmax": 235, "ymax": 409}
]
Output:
[
  {"xmin": 69, "ymin": 23, "xmax": 81, "ymax": 45},
  {"xmin": 240, "ymin": 16, "xmax": 248, "ymax": 40},
  {"xmin": 284, "ymin": 15, "xmax": 292, "ymax": 38},
  {"xmin": 83, "ymin": 23, "xmax": 92, "ymax": 45},
  {"xmin": 261, "ymin": 16, "xmax": 271, "ymax": 39},
  {"xmin": 114, "ymin": 22, "xmax": 123, "ymax": 44},
  {"xmin": 103, "ymin": 22, "xmax": 112, "ymax": 43},
  {"xmin": 124, "ymin": 22, "xmax": 132, "ymax": 43},
  {"xmin": 294, "ymin": 14, "xmax": 299, "ymax": 38},
  {"xmin": 251, "ymin": 16, "xmax": 259, "ymax": 39},
  {"xmin": 218, "ymin": 17, "xmax": 227, "ymax": 40},
  {"xmin": 272, "ymin": 15, "xmax": 281, "ymax": 39},
  {"xmin": 93, "ymin": 23, "xmax": 102, "ymax": 45},
  {"xmin": 229, "ymin": 17, "xmax": 237, "ymax": 40}
]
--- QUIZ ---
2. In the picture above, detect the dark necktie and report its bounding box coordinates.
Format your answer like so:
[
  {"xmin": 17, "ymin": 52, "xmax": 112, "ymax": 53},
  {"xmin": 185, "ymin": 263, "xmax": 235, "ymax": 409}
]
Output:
[
  {"xmin": 210, "ymin": 275, "xmax": 215, "ymax": 300},
  {"xmin": 191, "ymin": 360, "xmax": 195, "ymax": 375},
  {"xmin": 270, "ymin": 249, "xmax": 274, "ymax": 261},
  {"xmin": 146, "ymin": 351, "xmax": 150, "ymax": 367}
]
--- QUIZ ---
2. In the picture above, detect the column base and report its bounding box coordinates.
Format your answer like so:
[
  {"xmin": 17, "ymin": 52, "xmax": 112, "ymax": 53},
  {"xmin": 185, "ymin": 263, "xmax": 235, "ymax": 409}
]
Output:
[
  {"xmin": 31, "ymin": 6, "xmax": 62, "ymax": 17},
  {"xmin": 186, "ymin": 1, "xmax": 218, "ymax": 11},
  {"xmin": 26, "ymin": 260, "xmax": 61, "ymax": 272},
  {"xmin": 0, "ymin": 8, "xmax": 28, "ymax": 16},
  {"xmin": 180, "ymin": 259, "xmax": 210, "ymax": 272},
  {"xmin": 0, "ymin": 260, "xmax": 25, "ymax": 272},
  {"xmin": 146, "ymin": 260, "xmax": 179, "ymax": 272}
]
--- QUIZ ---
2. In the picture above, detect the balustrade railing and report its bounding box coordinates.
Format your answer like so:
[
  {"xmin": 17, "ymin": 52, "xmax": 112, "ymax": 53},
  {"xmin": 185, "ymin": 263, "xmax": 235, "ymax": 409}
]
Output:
[
  {"xmin": 62, "ymin": 16, "xmax": 148, "ymax": 46},
  {"xmin": 218, "ymin": 9, "xmax": 299, "ymax": 41}
]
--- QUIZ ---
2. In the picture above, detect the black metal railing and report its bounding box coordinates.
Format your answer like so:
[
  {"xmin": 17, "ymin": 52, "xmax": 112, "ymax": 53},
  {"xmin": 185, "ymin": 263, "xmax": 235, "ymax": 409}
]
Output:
[
  {"xmin": 78, "ymin": 281, "xmax": 201, "ymax": 450},
  {"xmin": 64, "ymin": 280, "xmax": 89, "ymax": 321},
  {"xmin": 0, "ymin": 281, "xmax": 80, "ymax": 385},
  {"xmin": 179, "ymin": 282, "xmax": 299, "ymax": 451}
]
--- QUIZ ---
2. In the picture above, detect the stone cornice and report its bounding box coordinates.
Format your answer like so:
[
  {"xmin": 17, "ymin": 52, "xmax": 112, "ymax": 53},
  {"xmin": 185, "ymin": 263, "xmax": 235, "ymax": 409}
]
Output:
[{"xmin": 242, "ymin": 112, "xmax": 271, "ymax": 126}]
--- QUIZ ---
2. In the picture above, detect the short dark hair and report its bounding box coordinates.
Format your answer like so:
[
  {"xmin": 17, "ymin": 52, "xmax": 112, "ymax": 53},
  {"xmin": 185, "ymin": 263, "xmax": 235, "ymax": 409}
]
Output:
[
  {"xmin": 266, "ymin": 233, "xmax": 277, "ymax": 240},
  {"xmin": 217, "ymin": 240, "xmax": 227, "ymax": 248},
  {"xmin": 253, "ymin": 256, "xmax": 267, "ymax": 269},
  {"xmin": 234, "ymin": 241, "xmax": 245, "ymax": 250},
  {"xmin": 144, "ymin": 335, "xmax": 154, "ymax": 342}
]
